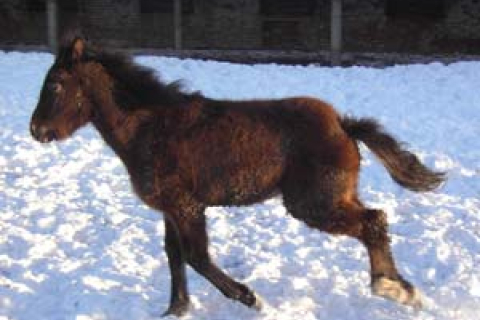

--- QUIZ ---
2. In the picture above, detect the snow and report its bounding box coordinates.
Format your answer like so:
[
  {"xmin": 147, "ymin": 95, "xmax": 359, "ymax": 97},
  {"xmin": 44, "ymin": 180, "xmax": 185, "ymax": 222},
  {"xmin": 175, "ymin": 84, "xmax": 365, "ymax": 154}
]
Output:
[{"xmin": 1, "ymin": 51, "xmax": 479, "ymax": 320}]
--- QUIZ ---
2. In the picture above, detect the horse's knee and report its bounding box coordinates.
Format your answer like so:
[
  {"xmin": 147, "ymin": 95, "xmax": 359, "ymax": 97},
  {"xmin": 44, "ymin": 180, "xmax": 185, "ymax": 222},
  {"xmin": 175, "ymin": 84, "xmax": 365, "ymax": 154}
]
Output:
[
  {"xmin": 186, "ymin": 252, "xmax": 211, "ymax": 272},
  {"xmin": 361, "ymin": 209, "xmax": 389, "ymax": 246}
]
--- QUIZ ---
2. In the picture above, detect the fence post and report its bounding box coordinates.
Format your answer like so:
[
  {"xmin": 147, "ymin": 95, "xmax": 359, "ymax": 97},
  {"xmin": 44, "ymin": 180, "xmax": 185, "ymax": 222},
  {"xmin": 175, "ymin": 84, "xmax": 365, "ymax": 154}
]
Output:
[
  {"xmin": 331, "ymin": 0, "xmax": 342, "ymax": 66},
  {"xmin": 174, "ymin": 0, "xmax": 182, "ymax": 49},
  {"xmin": 46, "ymin": 0, "xmax": 58, "ymax": 53}
]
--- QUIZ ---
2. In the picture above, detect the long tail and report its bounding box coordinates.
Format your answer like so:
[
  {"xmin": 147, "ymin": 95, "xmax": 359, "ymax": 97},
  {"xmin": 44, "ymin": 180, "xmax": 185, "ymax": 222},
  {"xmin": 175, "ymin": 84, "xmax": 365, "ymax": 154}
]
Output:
[{"xmin": 341, "ymin": 116, "xmax": 445, "ymax": 192}]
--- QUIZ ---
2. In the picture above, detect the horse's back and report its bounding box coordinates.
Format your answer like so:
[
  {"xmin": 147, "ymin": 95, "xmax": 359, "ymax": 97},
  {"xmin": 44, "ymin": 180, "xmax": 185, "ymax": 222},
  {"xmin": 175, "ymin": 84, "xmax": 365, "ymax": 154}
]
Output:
[{"xmin": 175, "ymin": 97, "xmax": 359, "ymax": 206}]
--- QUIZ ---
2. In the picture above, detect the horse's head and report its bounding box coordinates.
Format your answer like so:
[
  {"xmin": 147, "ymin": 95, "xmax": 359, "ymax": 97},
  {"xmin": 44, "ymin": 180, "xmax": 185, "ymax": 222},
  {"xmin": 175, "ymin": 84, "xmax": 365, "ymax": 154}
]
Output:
[{"xmin": 30, "ymin": 36, "xmax": 94, "ymax": 143}]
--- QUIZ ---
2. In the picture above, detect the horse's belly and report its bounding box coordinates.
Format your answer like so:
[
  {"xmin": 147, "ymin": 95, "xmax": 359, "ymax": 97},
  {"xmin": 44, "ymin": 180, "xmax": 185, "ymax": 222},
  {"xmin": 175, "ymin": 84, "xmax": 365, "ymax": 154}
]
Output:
[
  {"xmin": 183, "ymin": 112, "xmax": 288, "ymax": 206},
  {"xmin": 192, "ymin": 157, "xmax": 285, "ymax": 206}
]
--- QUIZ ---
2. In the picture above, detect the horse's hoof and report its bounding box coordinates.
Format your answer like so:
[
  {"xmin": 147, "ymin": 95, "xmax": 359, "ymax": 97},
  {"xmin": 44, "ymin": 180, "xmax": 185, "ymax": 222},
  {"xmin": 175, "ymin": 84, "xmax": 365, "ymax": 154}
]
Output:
[
  {"xmin": 250, "ymin": 292, "xmax": 263, "ymax": 311},
  {"xmin": 232, "ymin": 282, "xmax": 263, "ymax": 311},
  {"xmin": 161, "ymin": 301, "xmax": 190, "ymax": 318},
  {"xmin": 372, "ymin": 276, "xmax": 423, "ymax": 309}
]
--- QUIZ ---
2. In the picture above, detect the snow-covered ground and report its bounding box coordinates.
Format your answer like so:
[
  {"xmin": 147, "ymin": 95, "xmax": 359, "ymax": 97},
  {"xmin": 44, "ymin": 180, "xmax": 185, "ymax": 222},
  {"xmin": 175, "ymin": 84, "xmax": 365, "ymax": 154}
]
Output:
[{"xmin": 0, "ymin": 51, "xmax": 479, "ymax": 320}]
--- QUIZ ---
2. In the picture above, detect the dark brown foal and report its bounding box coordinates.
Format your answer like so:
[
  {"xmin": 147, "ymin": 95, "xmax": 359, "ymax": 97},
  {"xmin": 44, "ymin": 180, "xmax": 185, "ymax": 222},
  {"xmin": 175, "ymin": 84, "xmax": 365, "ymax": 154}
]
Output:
[{"xmin": 31, "ymin": 33, "xmax": 443, "ymax": 316}]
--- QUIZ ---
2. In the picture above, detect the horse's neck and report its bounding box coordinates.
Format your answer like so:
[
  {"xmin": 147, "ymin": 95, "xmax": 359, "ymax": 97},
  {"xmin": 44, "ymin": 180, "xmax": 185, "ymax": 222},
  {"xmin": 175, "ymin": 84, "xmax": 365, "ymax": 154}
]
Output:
[
  {"xmin": 80, "ymin": 64, "xmax": 147, "ymax": 157},
  {"xmin": 93, "ymin": 104, "xmax": 145, "ymax": 149},
  {"xmin": 89, "ymin": 88, "xmax": 153, "ymax": 162}
]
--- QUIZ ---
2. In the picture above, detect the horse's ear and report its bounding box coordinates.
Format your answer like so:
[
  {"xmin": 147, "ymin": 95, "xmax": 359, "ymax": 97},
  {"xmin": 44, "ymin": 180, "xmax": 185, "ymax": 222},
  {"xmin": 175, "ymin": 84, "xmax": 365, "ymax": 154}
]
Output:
[
  {"xmin": 72, "ymin": 37, "xmax": 85, "ymax": 62},
  {"xmin": 57, "ymin": 30, "xmax": 89, "ymax": 67}
]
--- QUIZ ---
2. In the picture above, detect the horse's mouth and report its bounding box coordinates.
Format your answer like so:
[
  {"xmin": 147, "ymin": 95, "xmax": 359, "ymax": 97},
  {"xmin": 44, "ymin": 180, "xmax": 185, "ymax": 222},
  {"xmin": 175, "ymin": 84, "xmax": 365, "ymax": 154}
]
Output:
[
  {"xmin": 40, "ymin": 131, "xmax": 57, "ymax": 143},
  {"xmin": 31, "ymin": 124, "xmax": 58, "ymax": 143}
]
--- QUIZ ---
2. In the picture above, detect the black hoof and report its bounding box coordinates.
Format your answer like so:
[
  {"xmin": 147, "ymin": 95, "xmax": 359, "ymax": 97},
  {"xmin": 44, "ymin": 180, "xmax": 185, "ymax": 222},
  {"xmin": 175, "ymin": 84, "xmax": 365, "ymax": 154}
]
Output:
[
  {"xmin": 233, "ymin": 283, "xmax": 263, "ymax": 311},
  {"xmin": 162, "ymin": 300, "xmax": 190, "ymax": 318}
]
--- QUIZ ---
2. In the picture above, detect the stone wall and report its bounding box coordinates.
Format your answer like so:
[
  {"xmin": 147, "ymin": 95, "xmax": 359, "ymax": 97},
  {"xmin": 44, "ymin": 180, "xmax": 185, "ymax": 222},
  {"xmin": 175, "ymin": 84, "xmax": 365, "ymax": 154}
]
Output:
[
  {"xmin": 0, "ymin": 0, "xmax": 46, "ymax": 45},
  {"xmin": 1, "ymin": 0, "xmax": 479, "ymax": 55},
  {"xmin": 341, "ymin": 0, "xmax": 480, "ymax": 54},
  {"xmin": 80, "ymin": 0, "xmax": 141, "ymax": 47}
]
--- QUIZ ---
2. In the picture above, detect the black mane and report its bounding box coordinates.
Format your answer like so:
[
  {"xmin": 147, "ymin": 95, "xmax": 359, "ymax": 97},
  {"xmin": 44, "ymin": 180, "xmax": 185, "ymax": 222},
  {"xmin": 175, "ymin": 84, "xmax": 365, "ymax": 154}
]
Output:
[
  {"xmin": 55, "ymin": 34, "xmax": 198, "ymax": 111},
  {"xmin": 93, "ymin": 51, "xmax": 198, "ymax": 110}
]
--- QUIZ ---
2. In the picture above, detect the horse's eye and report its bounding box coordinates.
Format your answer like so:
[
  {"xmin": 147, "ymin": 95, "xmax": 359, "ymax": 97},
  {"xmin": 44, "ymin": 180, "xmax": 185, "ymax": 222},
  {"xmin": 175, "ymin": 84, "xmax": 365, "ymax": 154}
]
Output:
[{"xmin": 48, "ymin": 83, "xmax": 62, "ymax": 93}]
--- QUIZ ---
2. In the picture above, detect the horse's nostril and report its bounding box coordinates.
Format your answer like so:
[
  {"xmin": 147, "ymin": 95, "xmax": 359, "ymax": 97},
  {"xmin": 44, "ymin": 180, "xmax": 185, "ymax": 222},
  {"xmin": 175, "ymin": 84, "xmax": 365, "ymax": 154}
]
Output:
[{"xmin": 31, "ymin": 123, "xmax": 42, "ymax": 140}]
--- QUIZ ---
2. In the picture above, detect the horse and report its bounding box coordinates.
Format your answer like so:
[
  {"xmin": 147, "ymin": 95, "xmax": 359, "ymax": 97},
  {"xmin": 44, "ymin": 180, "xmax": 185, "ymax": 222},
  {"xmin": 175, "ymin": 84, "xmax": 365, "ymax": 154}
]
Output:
[{"xmin": 30, "ymin": 34, "xmax": 445, "ymax": 317}]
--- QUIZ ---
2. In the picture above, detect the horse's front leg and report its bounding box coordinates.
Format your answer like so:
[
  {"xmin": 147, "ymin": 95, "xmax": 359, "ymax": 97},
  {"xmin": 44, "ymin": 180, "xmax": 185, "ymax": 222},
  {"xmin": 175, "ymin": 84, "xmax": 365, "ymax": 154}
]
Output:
[
  {"xmin": 177, "ymin": 209, "xmax": 262, "ymax": 311},
  {"xmin": 160, "ymin": 194, "xmax": 262, "ymax": 311},
  {"xmin": 162, "ymin": 219, "xmax": 190, "ymax": 317}
]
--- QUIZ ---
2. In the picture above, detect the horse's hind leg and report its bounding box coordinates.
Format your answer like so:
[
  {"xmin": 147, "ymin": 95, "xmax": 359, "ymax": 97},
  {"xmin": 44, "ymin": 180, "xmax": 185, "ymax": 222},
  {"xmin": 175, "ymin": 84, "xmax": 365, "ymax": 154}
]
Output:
[
  {"xmin": 355, "ymin": 207, "xmax": 422, "ymax": 308},
  {"xmin": 281, "ymin": 167, "xmax": 422, "ymax": 307}
]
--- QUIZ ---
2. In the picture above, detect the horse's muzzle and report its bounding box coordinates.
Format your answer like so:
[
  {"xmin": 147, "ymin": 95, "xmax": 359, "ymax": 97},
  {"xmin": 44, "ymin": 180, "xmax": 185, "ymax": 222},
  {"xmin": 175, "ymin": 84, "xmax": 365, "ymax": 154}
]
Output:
[{"xmin": 30, "ymin": 122, "xmax": 57, "ymax": 143}]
